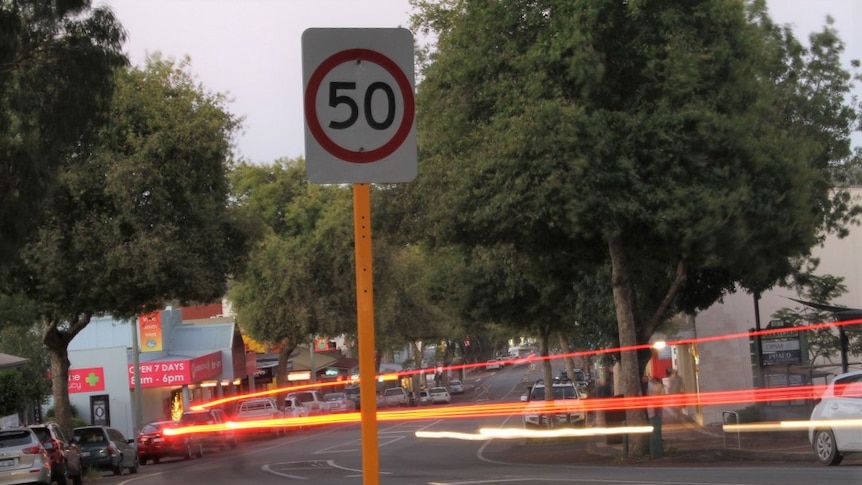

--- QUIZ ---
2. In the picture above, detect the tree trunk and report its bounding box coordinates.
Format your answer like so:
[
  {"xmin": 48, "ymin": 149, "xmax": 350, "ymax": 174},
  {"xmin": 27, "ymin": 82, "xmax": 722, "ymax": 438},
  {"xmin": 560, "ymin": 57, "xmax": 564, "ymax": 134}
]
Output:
[
  {"xmin": 537, "ymin": 324, "xmax": 554, "ymax": 401},
  {"xmin": 608, "ymin": 236, "xmax": 649, "ymax": 455},
  {"xmin": 558, "ymin": 332, "xmax": 576, "ymax": 381},
  {"xmin": 44, "ymin": 326, "xmax": 74, "ymax": 438},
  {"xmin": 276, "ymin": 342, "xmax": 295, "ymax": 405}
]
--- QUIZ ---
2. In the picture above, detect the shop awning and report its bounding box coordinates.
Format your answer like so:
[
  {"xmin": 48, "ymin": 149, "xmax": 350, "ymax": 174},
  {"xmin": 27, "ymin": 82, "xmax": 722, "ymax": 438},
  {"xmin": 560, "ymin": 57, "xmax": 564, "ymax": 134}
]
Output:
[{"xmin": 0, "ymin": 352, "xmax": 28, "ymax": 370}]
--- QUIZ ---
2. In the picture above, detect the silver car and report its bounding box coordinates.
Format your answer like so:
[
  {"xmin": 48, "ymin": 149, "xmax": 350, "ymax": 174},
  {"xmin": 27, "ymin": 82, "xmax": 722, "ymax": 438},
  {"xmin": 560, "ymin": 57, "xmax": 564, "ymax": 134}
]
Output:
[
  {"xmin": 0, "ymin": 427, "xmax": 51, "ymax": 485},
  {"xmin": 809, "ymin": 370, "xmax": 862, "ymax": 465}
]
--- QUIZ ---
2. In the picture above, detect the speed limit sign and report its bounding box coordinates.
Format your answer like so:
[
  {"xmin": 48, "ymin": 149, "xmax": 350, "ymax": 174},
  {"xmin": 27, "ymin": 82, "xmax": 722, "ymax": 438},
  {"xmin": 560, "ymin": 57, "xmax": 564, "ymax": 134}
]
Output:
[{"xmin": 302, "ymin": 28, "xmax": 417, "ymax": 183}]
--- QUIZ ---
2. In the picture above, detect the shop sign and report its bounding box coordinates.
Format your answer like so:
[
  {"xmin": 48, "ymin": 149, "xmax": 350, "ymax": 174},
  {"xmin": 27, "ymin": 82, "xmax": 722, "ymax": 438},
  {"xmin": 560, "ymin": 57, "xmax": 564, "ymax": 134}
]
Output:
[
  {"xmin": 128, "ymin": 351, "xmax": 222, "ymax": 389},
  {"xmin": 138, "ymin": 311, "xmax": 163, "ymax": 352},
  {"xmin": 68, "ymin": 367, "xmax": 106, "ymax": 394}
]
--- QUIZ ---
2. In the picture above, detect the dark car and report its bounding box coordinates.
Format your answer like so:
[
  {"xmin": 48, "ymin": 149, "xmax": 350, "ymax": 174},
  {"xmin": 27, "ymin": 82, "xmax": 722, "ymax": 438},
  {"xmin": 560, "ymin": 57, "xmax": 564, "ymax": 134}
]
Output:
[
  {"xmin": 178, "ymin": 409, "xmax": 237, "ymax": 451},
  {"xmin": 72, "ymin": 425, "xmax": 138, "ymax": 476},
  {"xmin": 136, "ymin": 420, "xmax": 203, "ymax": 465},
  {"xmin": 29, "ymin": 422, "xmax": 70, "ymax": 483}
]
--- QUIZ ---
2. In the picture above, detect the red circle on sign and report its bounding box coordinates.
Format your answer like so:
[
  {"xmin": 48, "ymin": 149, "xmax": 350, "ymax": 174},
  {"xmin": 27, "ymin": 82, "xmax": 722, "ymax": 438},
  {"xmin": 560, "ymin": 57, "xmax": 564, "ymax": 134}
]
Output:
[{"xmin": 305, "ymin": 48, "xmax": 415, "ymax": 164}]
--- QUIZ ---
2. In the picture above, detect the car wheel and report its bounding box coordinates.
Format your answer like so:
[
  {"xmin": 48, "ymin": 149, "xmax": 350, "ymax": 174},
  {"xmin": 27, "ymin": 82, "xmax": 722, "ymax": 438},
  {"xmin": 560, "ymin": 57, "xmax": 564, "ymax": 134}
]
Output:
[
  {"xmin": 184, "ymin": 440, "xmax": 193, "ymax": 460},
  {"xmin": 129, "ymin": 456, "xmax": 139, "ymax": 474},
  {"xmin": 153, "ymin": 456, "xmax": 161, "ymax": 465},
  {"xmin": 813, "ymin": 429, "xmax": 843, "ymax": 465},
  {"xmin": 196, "ymin": 443, "xmax": 204, "ymax": 458},
  {"xmin": 112, "ymin": 456, "xmax": 124, "ymax": 476}
]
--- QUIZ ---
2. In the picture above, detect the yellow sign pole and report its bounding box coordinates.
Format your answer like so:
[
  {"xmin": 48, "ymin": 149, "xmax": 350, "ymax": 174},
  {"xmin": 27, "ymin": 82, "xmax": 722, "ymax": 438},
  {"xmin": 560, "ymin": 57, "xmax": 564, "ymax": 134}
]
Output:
[{"xmin": 353, "ymin": 183, "xmax": 379, "ymax": 484}]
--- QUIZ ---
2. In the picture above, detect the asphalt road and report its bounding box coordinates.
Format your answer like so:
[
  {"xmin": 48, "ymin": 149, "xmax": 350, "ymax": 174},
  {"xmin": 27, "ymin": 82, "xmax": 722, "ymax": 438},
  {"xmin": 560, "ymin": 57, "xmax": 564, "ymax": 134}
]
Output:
[{"xmin": 93, "ymin": 363, "xmax": 862, "ymax": 485}]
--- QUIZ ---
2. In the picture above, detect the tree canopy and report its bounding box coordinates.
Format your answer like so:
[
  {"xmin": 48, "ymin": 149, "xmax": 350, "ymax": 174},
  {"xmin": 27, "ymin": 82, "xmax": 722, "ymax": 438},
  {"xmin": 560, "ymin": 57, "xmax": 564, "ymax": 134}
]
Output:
[
  {"xmin": 3, "ymin": 54, "xmax": 248, "ymax": 435},
  {"xmin": 405, "ymin": 0, "xmax": 861, "ymax": 454},
  {"xmin": 0, "ymin": 0, "xmax": 127, "ymax": 266}
]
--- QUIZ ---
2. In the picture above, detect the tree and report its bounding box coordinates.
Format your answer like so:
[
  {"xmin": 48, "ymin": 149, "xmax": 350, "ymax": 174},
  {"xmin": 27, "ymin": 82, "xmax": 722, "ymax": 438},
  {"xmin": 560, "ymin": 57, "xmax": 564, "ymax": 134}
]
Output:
[
  {"xmin": 772, "ymin": 260, "xmax": 862, "ymax": 363},
  {"xmin": 2, "ymin": 54, "xmax": 248, "ymax": 436},
  {"xmin": 408, "ymin": 0, "xmax": 860, "ymax": 454},
  {"xmin": 229, "ymin": 159, "xmax": 357, "ymax": 392},
  {"xmin": 0, "ymin": 293, "xmax": 51, "ymax": 421},
  {"xmin": 0, "ymin": 0, "xmax": 126, "ymax": 266}
]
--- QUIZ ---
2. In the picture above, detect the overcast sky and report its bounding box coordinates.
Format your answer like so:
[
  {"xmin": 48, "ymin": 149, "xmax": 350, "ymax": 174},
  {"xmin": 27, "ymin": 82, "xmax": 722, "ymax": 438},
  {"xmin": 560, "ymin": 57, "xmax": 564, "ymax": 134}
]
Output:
[{"xmin": 98, "ymin": 0, "xmax": 861, "ymax": 165}]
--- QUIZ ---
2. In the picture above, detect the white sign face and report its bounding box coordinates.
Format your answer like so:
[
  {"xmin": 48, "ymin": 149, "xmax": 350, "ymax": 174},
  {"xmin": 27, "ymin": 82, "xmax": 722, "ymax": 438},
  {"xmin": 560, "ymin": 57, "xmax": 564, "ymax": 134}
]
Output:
[
  {"xmin": 302, "ymin": 28, "xmax": 417, "ymax": 183},
  {"xmin": 761, "ymin": 340, "xmax": 801, "ymax": 352}
]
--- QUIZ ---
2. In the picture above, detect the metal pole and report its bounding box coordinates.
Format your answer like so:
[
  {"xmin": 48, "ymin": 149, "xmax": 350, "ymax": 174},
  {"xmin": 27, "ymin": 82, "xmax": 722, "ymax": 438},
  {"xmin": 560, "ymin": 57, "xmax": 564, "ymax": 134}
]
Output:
[
  {"xmin": 753, "ymin": 293, "xmax": 764, "ymax": 388},
  {"xmin": 354, "ymin": 183, "xmax": 379, "ymax": 484},
  {"xmin": 131, "ymin": 318, "xmax": 144, "ymax": 436}
]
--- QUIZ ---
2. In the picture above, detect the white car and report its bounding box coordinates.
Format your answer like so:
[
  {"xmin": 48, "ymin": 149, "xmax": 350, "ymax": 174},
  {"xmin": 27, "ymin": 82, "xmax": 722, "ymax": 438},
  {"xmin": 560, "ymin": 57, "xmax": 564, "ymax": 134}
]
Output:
[
  {"xmin": 522, "ymin": 379, "xmax": 585, "ymax": 429},
  {"xmin": 486, "ymin": 360, "xmax": 501, "ymax": 371},
  {"xmin": 323, "ymin": 392, "xmax": 356, "ymax": 413},
  {"xmin": 282, "ymin": 396, "xmax": 310, "ymax": 430},
  {"xmin": 428, "ymin": 387, "xmax": 451, "ymax": 404},
  {"xmin": 809, "ymin": 370, "xmax": 862, "ymax": 465},
  {"xmin": 449, "ymin": 379, "xmax": 464, "ymax": 394}
]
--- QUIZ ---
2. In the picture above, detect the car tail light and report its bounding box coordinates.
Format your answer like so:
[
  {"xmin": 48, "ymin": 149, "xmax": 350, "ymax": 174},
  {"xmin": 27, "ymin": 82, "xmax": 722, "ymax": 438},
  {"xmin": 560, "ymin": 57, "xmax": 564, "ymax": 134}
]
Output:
[
  {"xmin": 107, "ymin": 444, "xmax": 116, "ymax": 456},
  {"xmin": 21, "ymin": 445, "xmax": 43, "ymax": 454}
]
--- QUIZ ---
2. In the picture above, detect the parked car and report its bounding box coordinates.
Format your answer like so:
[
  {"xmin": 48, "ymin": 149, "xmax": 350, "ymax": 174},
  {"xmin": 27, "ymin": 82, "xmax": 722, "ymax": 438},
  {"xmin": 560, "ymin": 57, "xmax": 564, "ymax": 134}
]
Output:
[
  {"xmin": 72, "ymin": 425, "xmax": 138, "ymax": 476},
  {"xmin": 416, "ymin": 390, "xmax": 432, "ymax": 405},
  {"xmin": 343, "ymin": 385, "xmax": 385, "ymax": 410},
  {"xmin": 428, "ymin": 387, "xmax": 451, "ymax": 404},
  {"xmin": 0, "ymin": 427, "xmax": 52, "ymax": 484},
  {"xmin": 383, "ymin": 387, "xmax": 410, "ymax": 407},
  {"xmin": 344, "ymin": 385, "xmax": 361, "ymax": 409},
  {"xmin": 178, "ymin": 408, "xmax": 237, "ymax": 451},
  {"xmin": 286, "ymin": 390, "xmax": 327, "ymax": 415},
  {"xmin": 282, "ymin": 396, "xmax": 310, "ymax": 430},
  {"xmin": 29, "ymin": 422, "xmax": 70, "ymax": 482},
  {"xmin": 136, "ymin": 420, "xmax": 202, "ymax": 465},
  {"xmin": 323, "ymin": 392, "xmax": 356, "ymax": 413},
  {"xmin": 449, "ymin": 379, "xmax": 464, "ymax": 394},
  {"xmin": 485, "ymin": 359, "xmax": 501, "ymax": 371},
  {"xmin": 809, "ymin": 369, "xmax": 862, "ymax": 465},
  {"xmin": 234, "ymin": 398, "xmax": 286, "ymax": 437},
  {"xmin": 521, "ymin": 379, "xmax": 585, "ymax": 429}
]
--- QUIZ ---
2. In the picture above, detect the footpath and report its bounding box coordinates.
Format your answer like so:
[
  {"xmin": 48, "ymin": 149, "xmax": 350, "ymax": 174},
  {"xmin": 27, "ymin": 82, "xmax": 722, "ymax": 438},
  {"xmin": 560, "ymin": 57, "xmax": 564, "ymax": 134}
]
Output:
[
  {"xmin": 588, "ymin": 410, "xmax": 817, "ymax": 464},
  {"xmin": 462, "ymin": 365, "xmax": 823, "ymax": 465}
]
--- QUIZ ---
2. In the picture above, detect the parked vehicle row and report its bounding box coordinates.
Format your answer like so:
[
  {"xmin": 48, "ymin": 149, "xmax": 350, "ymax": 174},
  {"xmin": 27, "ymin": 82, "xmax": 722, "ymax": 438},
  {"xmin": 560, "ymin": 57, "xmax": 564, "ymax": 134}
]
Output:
[{"xmin": 73, "ymin": 425, "xmax": 138, "ymax": 476}]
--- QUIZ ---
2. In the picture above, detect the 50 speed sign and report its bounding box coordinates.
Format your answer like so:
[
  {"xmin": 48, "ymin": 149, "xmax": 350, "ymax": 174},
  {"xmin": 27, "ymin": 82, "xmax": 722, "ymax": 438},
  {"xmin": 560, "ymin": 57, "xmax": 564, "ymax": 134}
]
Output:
[{"xmin": 302, "ymin": 28, "xmax": 417, "ymax": 183}]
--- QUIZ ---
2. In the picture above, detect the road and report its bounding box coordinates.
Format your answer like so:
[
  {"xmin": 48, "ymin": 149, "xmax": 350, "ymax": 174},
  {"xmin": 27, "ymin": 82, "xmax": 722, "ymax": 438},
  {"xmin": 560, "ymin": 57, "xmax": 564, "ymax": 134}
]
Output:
[{"xmin": 98, "ymin": 363, "xmax": 860, "ymax": 485}]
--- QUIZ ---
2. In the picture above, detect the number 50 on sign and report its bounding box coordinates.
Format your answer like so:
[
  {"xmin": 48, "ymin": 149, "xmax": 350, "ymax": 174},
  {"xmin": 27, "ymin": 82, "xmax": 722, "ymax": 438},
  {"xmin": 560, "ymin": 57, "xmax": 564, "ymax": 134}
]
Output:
[{"xmin": 302, "ymin": 28, "xmax": 417, "ymax": 183}]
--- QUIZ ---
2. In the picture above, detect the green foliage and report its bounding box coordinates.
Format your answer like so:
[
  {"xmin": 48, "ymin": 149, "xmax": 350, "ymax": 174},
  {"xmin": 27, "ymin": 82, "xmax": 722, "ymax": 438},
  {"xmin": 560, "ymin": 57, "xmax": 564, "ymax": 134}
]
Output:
[
  {"xmin": 771, "ymin": 261, "xmax": 862, "ymax": 362},
  {"xmin": 2, "ymin": 54, "xmax": 248, "ymax": 435},
  {"xmin": 406, "ymin": 0, "xmax": 860, "ymax": 454},
  {"xmin": 0, "ymin": 370, "xmax": 24, "ymax": 416},
  {"xmin": 0, "ymin": 295, "xmax": 51, "ymax": 414},
  {"xmin": 229, "ymin": 159, "xmax": 356, "ymax": 351},
  {"xmin": 0, "ymin": 0, "xmax": 127, "ymax": 266}
]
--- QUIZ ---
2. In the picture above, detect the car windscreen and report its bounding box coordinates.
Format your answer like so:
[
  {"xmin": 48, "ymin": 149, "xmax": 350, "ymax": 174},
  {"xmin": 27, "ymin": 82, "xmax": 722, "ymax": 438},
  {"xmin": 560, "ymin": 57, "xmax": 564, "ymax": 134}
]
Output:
[
  {"xmin": 74, "ymin": 429, "xmax": 107, "ymax": 444},
  {"xmin": 29, "ymin": 427, "xmax": 50, "ymax": 442}
]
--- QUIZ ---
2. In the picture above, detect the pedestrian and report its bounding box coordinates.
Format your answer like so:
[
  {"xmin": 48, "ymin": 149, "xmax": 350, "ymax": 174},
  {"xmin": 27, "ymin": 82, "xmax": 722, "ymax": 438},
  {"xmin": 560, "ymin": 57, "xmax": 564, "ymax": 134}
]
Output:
[{"xmin": 65, "ymin": 442, "xmax": 83, "ymax": 485}]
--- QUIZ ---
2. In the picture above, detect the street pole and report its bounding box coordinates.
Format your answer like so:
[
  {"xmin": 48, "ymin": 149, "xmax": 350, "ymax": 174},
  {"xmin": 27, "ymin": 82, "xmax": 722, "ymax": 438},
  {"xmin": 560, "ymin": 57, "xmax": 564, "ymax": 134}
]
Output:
[
  {"xmin": 753, "ymin": 292, "xmax": 764, "ymax": 388},
  {"xmin": 130, "ymin": 318, "xmax": 143, "ymax": 436}
]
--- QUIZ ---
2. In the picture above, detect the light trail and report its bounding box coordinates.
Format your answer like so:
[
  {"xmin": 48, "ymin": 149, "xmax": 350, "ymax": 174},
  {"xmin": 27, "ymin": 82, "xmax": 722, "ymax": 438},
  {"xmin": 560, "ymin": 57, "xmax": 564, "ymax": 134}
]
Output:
[
  {"xmin": 723, "ymin": 419, "xmax": 862, "ymax": 433},
  {"xmin": 175, "ymin": 316, "xmax": 862, "ymax": 441},
  {"xmin": 165, "ymin": 382, "xmax": 852, "ymax": 439}
]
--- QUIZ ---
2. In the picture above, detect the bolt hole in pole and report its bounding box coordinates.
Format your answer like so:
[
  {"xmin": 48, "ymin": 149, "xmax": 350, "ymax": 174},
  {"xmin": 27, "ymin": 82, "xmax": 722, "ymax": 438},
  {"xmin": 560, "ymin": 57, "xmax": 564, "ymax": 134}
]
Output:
[{"xmin": 722, "ymin": 410, "xmax": 741, "ymax": 449}]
